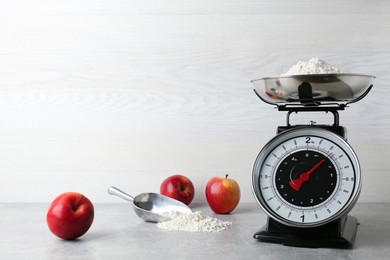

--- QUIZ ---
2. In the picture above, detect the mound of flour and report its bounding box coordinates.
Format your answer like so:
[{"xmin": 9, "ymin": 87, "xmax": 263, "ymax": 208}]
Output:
[
  {"xmin": 156, "ymin": 211, "xmax": 232, "ymax": 232},
  {"xmin": 281, "ymin": 58, "xmax": 342, "ymax": 76}
]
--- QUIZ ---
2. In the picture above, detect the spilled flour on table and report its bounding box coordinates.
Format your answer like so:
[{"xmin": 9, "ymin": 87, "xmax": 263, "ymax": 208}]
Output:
[{"xmin": 156, "ymin": 211, "xmax": 232, "ymax": 232}]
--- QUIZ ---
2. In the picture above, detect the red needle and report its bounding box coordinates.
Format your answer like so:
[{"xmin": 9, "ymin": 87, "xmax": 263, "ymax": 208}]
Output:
[{"xmin": 289, "ymin": 159, "xmax": 326, "ymax": 191}]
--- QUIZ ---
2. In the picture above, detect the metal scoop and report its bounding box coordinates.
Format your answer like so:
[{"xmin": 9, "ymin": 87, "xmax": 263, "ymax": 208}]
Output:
[{"xmin": 108, "ymin": 186, "xmax": 192, "ymax": 223}]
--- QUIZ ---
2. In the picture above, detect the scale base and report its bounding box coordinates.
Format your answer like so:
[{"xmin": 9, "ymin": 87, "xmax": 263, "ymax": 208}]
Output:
[{"xmin": 254, "ymin": 216, "xmax": 359, "ymax": 248}]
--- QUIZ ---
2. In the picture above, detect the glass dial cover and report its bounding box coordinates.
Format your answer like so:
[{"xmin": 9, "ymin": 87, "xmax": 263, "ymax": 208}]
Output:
[{"xmin": 252, "ymin": 127, "xmax": 361, "ymax": 228}]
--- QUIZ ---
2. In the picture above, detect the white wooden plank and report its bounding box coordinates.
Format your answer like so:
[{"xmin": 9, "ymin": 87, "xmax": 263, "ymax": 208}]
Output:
[
  {"xmin": 0, "ymin": 0, "xmax": 389, "ymax": 203},
  {"xmin": 2, "ymin": 0, "xmax": 390, "ymax": 15}
]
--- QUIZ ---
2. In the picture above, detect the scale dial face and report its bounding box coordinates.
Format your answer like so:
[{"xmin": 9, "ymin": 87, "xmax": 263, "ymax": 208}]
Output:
[{"xmin": 252, "ymin": 127, "xmax": 361, "ymax": 228}]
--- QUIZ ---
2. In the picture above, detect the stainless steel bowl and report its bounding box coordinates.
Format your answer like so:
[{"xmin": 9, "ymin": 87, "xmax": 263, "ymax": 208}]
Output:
[{"xmin": 251, "ymin": 73, "xmax": 375, "ymax": 106}]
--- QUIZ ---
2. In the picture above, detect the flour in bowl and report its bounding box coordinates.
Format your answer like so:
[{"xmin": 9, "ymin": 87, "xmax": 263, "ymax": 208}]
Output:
[
  {"xmin": 281, "ymin": 58, "xmax": 342, "ymax": 76},
  {"xmin": 156, "ymin": 211, "xmax": 232, "ymax": 232}
]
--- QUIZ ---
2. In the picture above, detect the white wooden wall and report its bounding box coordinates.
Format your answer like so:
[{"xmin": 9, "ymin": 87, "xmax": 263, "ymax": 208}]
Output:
[{"xmin": 1, "ymin": 0, "xmax": 389, "ymax": 203}]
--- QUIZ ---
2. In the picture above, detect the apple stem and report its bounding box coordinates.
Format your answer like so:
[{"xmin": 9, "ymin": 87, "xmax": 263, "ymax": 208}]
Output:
[
  {"xmin": 73, "ymin": 195, "xmax": 84, "ymax": 211},
  {"xmin": 225, "ymin": 174, "xmax": 229, "ymax": 179}
]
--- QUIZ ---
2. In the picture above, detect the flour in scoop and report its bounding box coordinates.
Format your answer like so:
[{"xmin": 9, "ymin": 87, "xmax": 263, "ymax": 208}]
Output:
[
  {"xmin": 281, "ymin": 58, "xmax": 342, "ymax": 76},
  {"xmin": 156, "ymin": 211, "xmax": 232, "ymax": 232}
]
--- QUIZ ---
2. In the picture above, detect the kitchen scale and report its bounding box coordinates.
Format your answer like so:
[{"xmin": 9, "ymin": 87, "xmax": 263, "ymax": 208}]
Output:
[{"xmin": 251, "ymin": 73, "xmax": 375, "ymax": 248}]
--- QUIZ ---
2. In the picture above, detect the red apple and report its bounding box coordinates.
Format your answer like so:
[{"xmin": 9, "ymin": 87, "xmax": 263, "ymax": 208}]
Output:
[
  {"xmin": 206, "ymin": 174, "xmax": 240, "ymax": 214},
  {"xmin": 160, "ymin": 175, "xmax": 195, "ymax": 205},
  {"xmin": 46, "ymin": 192, "xmax": 94, "ymax": 240}
]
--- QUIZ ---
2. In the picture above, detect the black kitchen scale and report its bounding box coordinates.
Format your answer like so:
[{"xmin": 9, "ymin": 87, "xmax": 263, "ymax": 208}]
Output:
[{"xmin": 250, "ymin": 73, "xmax": 375, "ymax": 248}]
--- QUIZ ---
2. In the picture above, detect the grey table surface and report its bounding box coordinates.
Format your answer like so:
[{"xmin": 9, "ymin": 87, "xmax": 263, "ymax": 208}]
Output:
[{"xmin": 1, "ymin": 202, "xmax": 389, "ymax": 259}]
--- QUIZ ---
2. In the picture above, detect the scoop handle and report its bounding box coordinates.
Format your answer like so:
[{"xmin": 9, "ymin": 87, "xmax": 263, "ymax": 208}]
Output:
[{"xmin": 108, "ymin": 186, "xmax": 134, "ymax": 203}]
